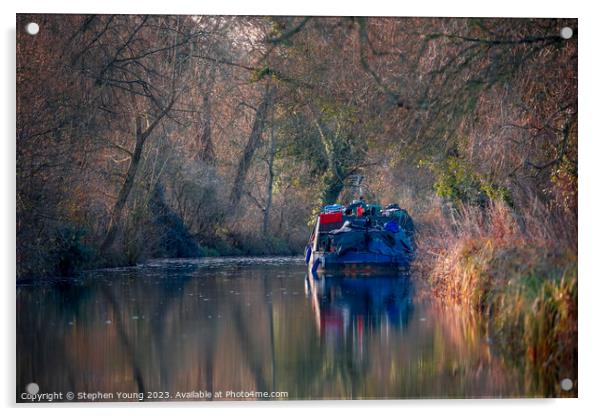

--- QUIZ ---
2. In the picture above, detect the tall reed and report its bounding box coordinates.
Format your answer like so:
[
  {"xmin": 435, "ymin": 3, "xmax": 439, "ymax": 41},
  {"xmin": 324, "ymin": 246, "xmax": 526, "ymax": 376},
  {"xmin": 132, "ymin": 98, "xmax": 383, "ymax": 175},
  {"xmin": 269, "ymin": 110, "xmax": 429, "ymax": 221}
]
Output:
[{"xmin": 417, "ymin": 200, "xmax": 577, "ymax": 396}]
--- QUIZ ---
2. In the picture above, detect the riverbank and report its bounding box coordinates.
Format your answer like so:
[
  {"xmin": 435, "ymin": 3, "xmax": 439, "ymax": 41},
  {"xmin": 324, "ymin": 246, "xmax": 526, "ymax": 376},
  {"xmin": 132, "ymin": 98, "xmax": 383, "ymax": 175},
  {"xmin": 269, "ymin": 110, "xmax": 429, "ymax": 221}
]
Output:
[
  {"xmin": 417, "ymin": 202, "xmax": 577, "ymax": 397},
  {"xmin": 17, "ymin": 229, "xmax": 304, "ymax": 280}
]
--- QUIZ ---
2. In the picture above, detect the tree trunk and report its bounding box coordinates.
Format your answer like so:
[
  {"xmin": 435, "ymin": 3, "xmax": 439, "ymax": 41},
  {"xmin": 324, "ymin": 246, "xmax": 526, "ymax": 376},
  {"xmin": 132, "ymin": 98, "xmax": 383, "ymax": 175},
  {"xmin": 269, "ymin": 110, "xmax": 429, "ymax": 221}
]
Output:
[
  {"xmin": 196, "ymin": 89, "xmax": 215, "ymax": 164},
  {"xmin": 229, "ymin": 85, "xmax": 274, "ymax": 211},
  {"xmin": 311, "ymin": 110, "xmax": 345, "ymax": 205},
  {"xmin": 100, "ymin": 116, "xmax": 145, "ymax": 253},
  {"xmin": 101, "ymin": 98, "xmax": 173, "ymax": 252},
  {"xmin": 322, "ymin": 174, "xmax": 345, "ymax": 205},
  {"xmin": 263, "ymin": 123, "xmax": 276, "ymax": 235}
]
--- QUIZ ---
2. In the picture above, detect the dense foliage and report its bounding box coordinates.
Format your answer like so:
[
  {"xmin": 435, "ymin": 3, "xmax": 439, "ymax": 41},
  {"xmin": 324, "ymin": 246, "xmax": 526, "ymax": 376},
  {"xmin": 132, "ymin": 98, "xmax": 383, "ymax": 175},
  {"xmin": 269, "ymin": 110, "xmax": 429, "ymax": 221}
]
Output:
[{"xmin": 17, "ymin": 15, "xmax": 576, "ymax": 274}]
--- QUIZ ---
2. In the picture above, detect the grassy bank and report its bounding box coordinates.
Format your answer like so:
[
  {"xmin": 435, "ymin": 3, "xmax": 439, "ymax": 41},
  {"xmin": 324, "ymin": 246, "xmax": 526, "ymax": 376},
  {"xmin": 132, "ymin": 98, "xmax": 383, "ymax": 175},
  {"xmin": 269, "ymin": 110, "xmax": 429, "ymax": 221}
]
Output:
[{"xmin": 417, "ymin": 202, "xmax": 577, "ymax": 397}]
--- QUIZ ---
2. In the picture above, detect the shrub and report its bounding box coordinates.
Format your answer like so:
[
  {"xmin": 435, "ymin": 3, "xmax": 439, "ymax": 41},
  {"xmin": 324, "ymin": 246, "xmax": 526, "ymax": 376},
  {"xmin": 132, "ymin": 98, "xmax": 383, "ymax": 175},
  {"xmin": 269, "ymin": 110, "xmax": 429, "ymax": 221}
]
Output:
[
  {"xmin": 51, "ymin": 226, "xmax": 95, "ymax": 276},
  {"xmin": 432, "ymin": 155, "xmax": 512, "ymax": 207}
]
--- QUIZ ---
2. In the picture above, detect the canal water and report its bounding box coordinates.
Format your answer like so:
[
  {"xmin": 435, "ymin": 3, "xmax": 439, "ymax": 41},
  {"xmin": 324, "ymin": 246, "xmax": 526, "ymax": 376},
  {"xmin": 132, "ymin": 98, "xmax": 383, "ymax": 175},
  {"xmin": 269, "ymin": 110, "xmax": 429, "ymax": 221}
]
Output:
[{"xmin": 17, "ymin": 257, "xmax": 531, "ymax": 401}]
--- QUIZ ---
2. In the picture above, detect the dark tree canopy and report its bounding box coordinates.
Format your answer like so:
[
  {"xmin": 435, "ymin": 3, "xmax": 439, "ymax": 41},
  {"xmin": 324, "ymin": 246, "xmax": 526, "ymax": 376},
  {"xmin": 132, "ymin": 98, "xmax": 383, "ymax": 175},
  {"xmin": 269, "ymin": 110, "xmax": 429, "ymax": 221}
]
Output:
[{"xmin": 17, "ymin": 15, "xmax": 576, "ymax": 276}]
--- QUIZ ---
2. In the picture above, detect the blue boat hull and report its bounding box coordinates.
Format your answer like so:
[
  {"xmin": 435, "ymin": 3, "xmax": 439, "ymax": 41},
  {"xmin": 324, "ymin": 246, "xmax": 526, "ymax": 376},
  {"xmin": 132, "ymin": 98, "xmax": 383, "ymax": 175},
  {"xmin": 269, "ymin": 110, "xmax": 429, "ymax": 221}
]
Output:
[{"xmin": 308, "ymin": 249, "xmax": 410, "ymax": 275}]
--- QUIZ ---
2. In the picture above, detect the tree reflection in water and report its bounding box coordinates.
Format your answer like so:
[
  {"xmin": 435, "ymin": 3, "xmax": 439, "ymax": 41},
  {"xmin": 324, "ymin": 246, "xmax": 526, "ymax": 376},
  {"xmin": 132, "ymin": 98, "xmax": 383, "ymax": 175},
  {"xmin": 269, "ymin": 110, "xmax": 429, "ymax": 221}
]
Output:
[{"xmin": 17, "ymin": 258, "xmax": 533, "ymax": 402}]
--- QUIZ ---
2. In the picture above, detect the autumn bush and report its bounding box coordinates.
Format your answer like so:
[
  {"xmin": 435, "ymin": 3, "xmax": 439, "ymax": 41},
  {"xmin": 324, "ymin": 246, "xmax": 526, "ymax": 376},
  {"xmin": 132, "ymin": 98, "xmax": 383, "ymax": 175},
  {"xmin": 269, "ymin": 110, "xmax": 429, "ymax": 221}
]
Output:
[
  {"xmin": 417, "ymin": 200, "xmax": 577, "ymax": 396},
  {"xmin": 51, "ymin": 226, "xmax": 95, "ymax": 276}
]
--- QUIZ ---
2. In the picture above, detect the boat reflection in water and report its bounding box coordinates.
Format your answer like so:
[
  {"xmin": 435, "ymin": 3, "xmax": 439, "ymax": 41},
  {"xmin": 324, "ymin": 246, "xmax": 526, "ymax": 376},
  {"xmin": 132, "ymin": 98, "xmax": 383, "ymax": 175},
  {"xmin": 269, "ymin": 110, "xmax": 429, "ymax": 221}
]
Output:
[{"xmin": 305, "ymin": 273, "xmax": 414, "ymax": 357}]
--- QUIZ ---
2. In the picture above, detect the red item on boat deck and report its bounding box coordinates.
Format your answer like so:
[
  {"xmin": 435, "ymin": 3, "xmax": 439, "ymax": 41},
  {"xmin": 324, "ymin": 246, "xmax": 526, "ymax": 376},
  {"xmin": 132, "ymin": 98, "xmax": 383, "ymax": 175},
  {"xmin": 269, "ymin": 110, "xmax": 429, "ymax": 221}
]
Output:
[{"xmin": 319, "ymin": 211, "xmax": 343, "ymax": 224}]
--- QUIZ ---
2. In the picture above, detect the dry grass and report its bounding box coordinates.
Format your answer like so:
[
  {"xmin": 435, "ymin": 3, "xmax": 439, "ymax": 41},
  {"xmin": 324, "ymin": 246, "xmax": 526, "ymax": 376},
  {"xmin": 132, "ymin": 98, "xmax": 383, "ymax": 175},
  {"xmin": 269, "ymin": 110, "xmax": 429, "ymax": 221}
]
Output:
[{"xmin": 416, "ymin": 199, "xmax": 577, "ymax": 397}]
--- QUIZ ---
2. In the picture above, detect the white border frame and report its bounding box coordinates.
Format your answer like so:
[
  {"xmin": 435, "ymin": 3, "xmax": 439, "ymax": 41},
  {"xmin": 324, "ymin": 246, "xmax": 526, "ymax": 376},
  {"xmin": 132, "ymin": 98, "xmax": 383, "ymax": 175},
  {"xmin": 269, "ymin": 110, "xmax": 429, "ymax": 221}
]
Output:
[{"xmin": 3, "ymin": 1, "xmax": 599, "ymax": 415}]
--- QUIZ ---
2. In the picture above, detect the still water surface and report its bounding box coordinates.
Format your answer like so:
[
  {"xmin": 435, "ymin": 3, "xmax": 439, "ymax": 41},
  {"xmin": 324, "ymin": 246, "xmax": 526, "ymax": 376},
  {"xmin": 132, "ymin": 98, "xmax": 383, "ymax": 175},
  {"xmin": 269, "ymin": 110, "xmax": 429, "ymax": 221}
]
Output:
[{"xmin": 17, "ymin": 257, "xmax": 530, "ymax": 401}]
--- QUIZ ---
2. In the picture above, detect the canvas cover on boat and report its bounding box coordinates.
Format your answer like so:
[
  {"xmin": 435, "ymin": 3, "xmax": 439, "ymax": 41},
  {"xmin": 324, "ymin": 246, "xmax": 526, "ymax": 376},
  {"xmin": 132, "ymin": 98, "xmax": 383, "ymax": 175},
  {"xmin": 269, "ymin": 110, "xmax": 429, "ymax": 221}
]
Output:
[
  {"xmin": 329, "ymin": 222, "xmax": 414, "ymax": 258},
  {"xmin": 330, "ymin": 222, "xmax": 366, "ymax": 254},
  {"xmin": 398, "ymin": 209, "xmax": 415, "ymax": 239}
]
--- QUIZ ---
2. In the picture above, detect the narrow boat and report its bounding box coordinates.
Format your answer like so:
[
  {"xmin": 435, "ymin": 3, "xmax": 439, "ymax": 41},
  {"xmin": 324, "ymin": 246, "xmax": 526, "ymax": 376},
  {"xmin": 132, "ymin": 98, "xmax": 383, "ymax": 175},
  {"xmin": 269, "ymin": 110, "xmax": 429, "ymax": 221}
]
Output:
[{"xmin": 305, "ymin": 199, "xmax": 415, "ymax": 275}]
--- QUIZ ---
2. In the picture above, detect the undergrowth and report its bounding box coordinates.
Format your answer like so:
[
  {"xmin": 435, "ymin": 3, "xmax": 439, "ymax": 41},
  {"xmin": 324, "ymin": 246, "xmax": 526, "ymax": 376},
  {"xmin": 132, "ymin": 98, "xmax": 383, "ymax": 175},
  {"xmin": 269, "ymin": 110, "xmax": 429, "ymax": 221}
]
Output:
[{"xmin": 417, "ymin": 200, "xmax": 577, "ymax": 397}]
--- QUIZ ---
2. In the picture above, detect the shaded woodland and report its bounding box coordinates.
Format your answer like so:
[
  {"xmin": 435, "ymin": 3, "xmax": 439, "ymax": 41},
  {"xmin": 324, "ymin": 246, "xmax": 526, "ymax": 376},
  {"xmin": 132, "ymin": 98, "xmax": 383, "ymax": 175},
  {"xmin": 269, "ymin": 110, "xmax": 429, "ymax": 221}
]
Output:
[{"xmin": 17, "ymin": 15, "xmax": 576, "ymax": 276}]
